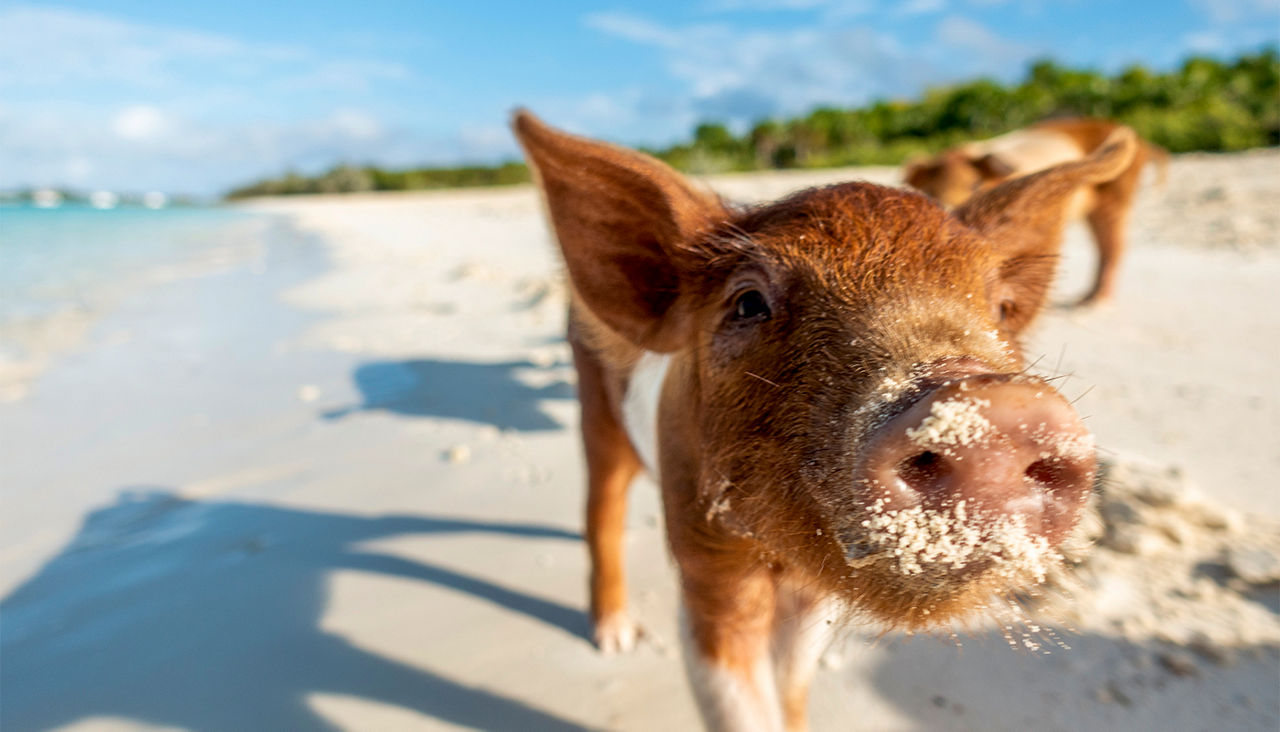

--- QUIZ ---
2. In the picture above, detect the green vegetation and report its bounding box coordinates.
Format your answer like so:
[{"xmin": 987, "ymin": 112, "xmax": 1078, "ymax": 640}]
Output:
[
  {"xmin": 225, "ymin": 162, "xmax": 530, "ymax": 198},
  {"xmin": 225, "ymin": 47, "xmax": 1278, "ymax": 199}
]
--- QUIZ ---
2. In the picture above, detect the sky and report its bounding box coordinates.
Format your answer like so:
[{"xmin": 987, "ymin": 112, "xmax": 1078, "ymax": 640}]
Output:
[{"xmin": 1, "ymin": 0, "xmax": 1276, "ymax": 196}]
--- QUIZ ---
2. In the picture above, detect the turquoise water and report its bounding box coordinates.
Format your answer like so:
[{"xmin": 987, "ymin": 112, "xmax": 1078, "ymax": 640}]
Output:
[{"xmin": 0, "ymin": 204, "xmax": 261, "ymax": 322}]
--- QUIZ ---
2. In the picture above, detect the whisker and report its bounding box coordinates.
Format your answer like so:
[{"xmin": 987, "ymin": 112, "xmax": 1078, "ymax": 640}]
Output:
[
  {"xmin": 1069, "ymin": 384, "xmax": 1095, "ymax": 406},
  {"xmin": 1041, "ymin": 373, "xmax": 1075, "ymax": 384},
  {"xmin": 1021, "ymin": 353, "xmax": 1046, "ymax": 376},
  {"xmin": 745, "ymin": 371, "xmax": 782, "ymax": 388},
  {"xmin": 1052, "ymin": 343, "xmax": 1068, "ymax": 380}
]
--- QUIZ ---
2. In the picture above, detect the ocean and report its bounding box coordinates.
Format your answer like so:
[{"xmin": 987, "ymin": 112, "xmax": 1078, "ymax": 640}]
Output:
[
  {"xmin": 0, "ymin": 203, "xmax": 283, "ymax": 403},
  {"xmin": 0, "ymin": 204, "xmax": 264, "ymax": 325}
]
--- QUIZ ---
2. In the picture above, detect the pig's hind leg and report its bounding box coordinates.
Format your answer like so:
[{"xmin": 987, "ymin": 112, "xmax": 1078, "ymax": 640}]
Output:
[
  {"xmin": 572, "ymin": 335, "xmax": 644, "ymax": 654},
  {"xmin": 1080, "ymin": 151, "xmax": 1144, "ymax": 306}
]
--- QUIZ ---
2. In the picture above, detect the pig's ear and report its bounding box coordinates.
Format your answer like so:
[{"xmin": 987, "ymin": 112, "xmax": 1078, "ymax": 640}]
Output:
[
  {"xmin": 902, "ymin": 157, "xmax": 938, "ymax": 190},
  {"xmin": 972, "ymin": 152, "xmax": 1015, "ymax": 180},
  {"xmin": 957, "ymin": 127, "xmax": 1136, "ymax": 332},
  {"xmin": 513, "ymin": 110, "xmax": 726, "ymax": 352}
]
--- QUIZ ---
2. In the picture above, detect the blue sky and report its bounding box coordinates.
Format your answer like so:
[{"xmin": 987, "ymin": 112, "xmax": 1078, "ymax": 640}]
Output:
[{"xmin": 1, "ymin": 1, "xmax": 1276, "ymax": 196}]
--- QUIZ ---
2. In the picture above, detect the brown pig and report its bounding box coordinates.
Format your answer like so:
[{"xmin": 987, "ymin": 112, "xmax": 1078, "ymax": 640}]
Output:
[
  {"xmin": 904, "ymin": 117, "xmax": 1166, "ymax": 305},
  {"xmin": 514, "ymin": 110, "xmax": 1135, "ymax": 732}
]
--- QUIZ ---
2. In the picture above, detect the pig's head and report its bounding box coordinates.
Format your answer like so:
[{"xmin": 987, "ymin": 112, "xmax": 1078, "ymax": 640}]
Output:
[
  {"xmin": 905, "ymin": 150, "xmax": 1016, "ymax": 208},
  {"xmin": 515, "ymin": 111, "xmax": 1134, "ymax": 630}
]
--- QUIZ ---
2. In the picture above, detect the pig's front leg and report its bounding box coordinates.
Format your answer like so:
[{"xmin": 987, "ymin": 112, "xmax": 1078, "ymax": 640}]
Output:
[
  {"xmin": 678, "ymin": 546, "xmax": 785, "ymax": 732},
  {"xmin": 772, "ymin": 583, "xmax": 840, "ymax": 732}
]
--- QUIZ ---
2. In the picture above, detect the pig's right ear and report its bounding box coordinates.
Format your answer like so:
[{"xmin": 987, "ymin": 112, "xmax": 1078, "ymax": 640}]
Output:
[
  {"xmin": 972, "ymin": 153, "xmax": 1015, "ymax": 181},
  {"xmin": 956, "ymin": 127, "xmax": 1136, "ymax": 333},
  {"xmin": 512, "ymin": 110, "xmax": 726, "ymax": 352}
]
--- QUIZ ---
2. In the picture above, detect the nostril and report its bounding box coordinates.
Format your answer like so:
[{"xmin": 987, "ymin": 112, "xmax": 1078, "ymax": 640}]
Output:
[
  {"xmin": 896, "ymin": 451, "xmax": 951, "ymax": 494},
  {"xmin": 1025, "ymin": 458, "xmax": 1069, "ymax": 492}
]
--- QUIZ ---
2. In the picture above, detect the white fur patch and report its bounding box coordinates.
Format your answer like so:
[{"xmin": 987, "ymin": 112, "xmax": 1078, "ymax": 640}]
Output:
[
  {"xmin": 963, "ymin": 128, "xmax": 1084, "ymax": 175},
  {"xmin": 622, "ymin": 351, "xmax": 670, "ymax": 477},
  {"xmin": 680, "ymin": 610, "xmax": 785, "ymax": 732},
  {"xmin": 773, "ymin": 597, "xmax": 840, "ymax": 695}
]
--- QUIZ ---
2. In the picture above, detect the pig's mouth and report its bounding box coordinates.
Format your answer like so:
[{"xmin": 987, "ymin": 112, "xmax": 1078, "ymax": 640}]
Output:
[{"xmin": 836, "ymin": 499, "xmax": 1063, "ymax": 628}]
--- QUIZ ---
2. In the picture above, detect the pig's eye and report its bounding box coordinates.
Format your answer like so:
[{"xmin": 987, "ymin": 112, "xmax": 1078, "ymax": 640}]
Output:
[
  {"xmin": 732, "ymin": 289, "xmax": 771, "ymax": 321},
  {"xmin": 998, "ymin": 299, "xmax": 1016, "ymax": 322}
]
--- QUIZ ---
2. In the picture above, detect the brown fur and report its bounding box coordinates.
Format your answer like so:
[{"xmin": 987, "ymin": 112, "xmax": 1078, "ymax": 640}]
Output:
[
  {"xmin": 904, "ymin": 117, "xmax": 1166, "ymax": 305},
  {"xmin": 514, "ymin": 110, "xmax": 1134, "ymax": 731}
]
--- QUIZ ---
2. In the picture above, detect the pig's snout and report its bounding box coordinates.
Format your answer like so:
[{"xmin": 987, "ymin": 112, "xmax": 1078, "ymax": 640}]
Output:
[{"xmin": 857, "ymin": 374, "xmax": 1095, "ymax": 545}]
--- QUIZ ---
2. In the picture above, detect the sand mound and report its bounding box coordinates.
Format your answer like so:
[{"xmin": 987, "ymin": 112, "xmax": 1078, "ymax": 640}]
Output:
[{"xmin": 1041, "ymin": 455, "xmax": 1280, "ymax": 671}]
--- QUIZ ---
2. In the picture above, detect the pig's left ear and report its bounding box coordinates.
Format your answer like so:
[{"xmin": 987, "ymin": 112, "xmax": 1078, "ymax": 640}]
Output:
[{"xmin": 957, "ymin": 127, "xmax": 1136, "ymax": 332}]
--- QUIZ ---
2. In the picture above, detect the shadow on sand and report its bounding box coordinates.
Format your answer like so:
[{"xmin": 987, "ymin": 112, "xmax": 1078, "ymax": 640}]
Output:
[
  {"xmin": 857, "ymin": 627, "xmax": 1280, "ymax": 731},
  {"xmin": 0, "ymin": 489, "xmax": 589, "ymax": 731},
  {"xmin": 323, "ymin": 358, "xmax": 574, "ymax": 431}
]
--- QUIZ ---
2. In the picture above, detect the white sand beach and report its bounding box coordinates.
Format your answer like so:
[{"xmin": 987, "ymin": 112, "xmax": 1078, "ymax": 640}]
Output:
[{"xmin": 1, "ymin": 150, "xmax": 1277, "ymax": 731}]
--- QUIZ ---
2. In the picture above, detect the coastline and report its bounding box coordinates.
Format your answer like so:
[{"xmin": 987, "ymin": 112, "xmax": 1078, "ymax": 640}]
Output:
[{"xmin": 0, "ymin": 210, "xmax": 283, "ymax": 403}]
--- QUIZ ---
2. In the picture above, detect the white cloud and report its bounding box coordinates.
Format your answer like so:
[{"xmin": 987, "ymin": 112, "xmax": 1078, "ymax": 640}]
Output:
[
  {"xmin": 533, "ymin": 88, "xmax": 673, "ymax": 142},
  {"xmin": 1184, "ymin": 30, "xmax": 1226, "ymax": 53},
  {"xmin": 700, "ymin": 0, "xmax": 872, "ymax": 15},
  {"xmin": 326, "ymin": 109, "xmax": 385, "ymax": 141},
  {"xmin": 899, "ymin": 0, "xmax": 947, "ymax": 15},
  {"xmin": 0, "ymin": 101, "xmax": 440, "ymax": 195},
  {"xmin": 1182, "ymin": 0, "xmax": 1280, "ymax": 55},
  {"xmin": 584, "ymin": 13, "xmax": 682, "ymax": 46},
  {"xmin": 0, "ymin": 5, "xmax": 427, "ymax": 194},
  {"xmin": 582, "ymin": 11, "xmax": 1033, "ymax": 138},
  {"xmin": 65, "ymin": 156, "xmax": 94, "ymax": 185},
  {"xmin": 936, "ymin": 15, "xmax": 998, "ymax": 49},
  {"xmin": 707, "ymin": 0, "xmax": 821, "ymax": 9},
  {"xmin": 934, "ymin": 15, "xmax": 1033, "ymax": 64},
  {"xmin": 589, "ymin": 13, "xmax": 917, "ymax": 113},
  {"xmin": 112, "ymin": 105, "xmax": 168, "ymax": 141},
  {"xmin": 1187, "ymin": 0, "xmax": 1280, "ymax": 25},
  {"xmin": 456, "ymin": 123, "xmax": 519, "ymax": 160},
  {"xmin": 564, "ymin": 10, "xmax": 1059, "ymax": 153},
  {"xmin": 0, "ymin": 5, "xmax": 410, "ymax": 92},
  {"xmin": 0, "ymin": 5, "xmax": 261, "ymax": 87},
  {"xmin": 698, "ymin": 0, "xmax": 953, "ymax": 20},
  {"xmin": 277, "ymin": 59, "xmax": 413, "ymax": 93}
]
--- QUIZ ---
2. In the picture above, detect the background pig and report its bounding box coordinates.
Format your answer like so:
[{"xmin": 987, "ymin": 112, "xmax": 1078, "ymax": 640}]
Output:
[{"xmin": 904, "ymin": 117, "xmax": 1167, "ymax": 306}]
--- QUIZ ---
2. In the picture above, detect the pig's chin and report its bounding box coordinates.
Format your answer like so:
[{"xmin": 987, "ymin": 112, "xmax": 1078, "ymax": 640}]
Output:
[
  {"xmin": 834, "ymin": 506, "xmax": 1064, "ymax": 630},
  {"xmin": 839, "ymin": 556, "xmax": 1050, "ymax": 631}
]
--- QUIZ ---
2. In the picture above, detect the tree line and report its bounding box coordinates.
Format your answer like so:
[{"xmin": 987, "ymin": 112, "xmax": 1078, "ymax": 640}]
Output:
[{"xmin": 225, "ymin": 47, "xmax": 1277, "ymax": 199}]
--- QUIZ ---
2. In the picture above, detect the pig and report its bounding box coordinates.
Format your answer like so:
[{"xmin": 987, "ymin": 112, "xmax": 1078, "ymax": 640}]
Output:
[
  {"xmin": 513, "ymin": 110, "xmax": 1134, "ymax": 732},
  {"xmin": 903, "ymin": 117, "xmax": 1166, "ymax": 306}
]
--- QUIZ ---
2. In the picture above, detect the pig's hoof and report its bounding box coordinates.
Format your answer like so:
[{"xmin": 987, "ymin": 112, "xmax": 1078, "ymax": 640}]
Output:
[
  {"xmin": 1074, "ymin": 293, "xmax": 1114, "ymax": 310},
  {"xmin": 593, "ymin": 612, "xmax": 641, "ymax": 654}
]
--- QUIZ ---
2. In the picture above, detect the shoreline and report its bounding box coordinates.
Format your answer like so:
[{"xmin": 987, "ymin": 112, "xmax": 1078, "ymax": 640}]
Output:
[{"xmin": 0, "ymin": 211, "xmax": 285, "ymax": 403}]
